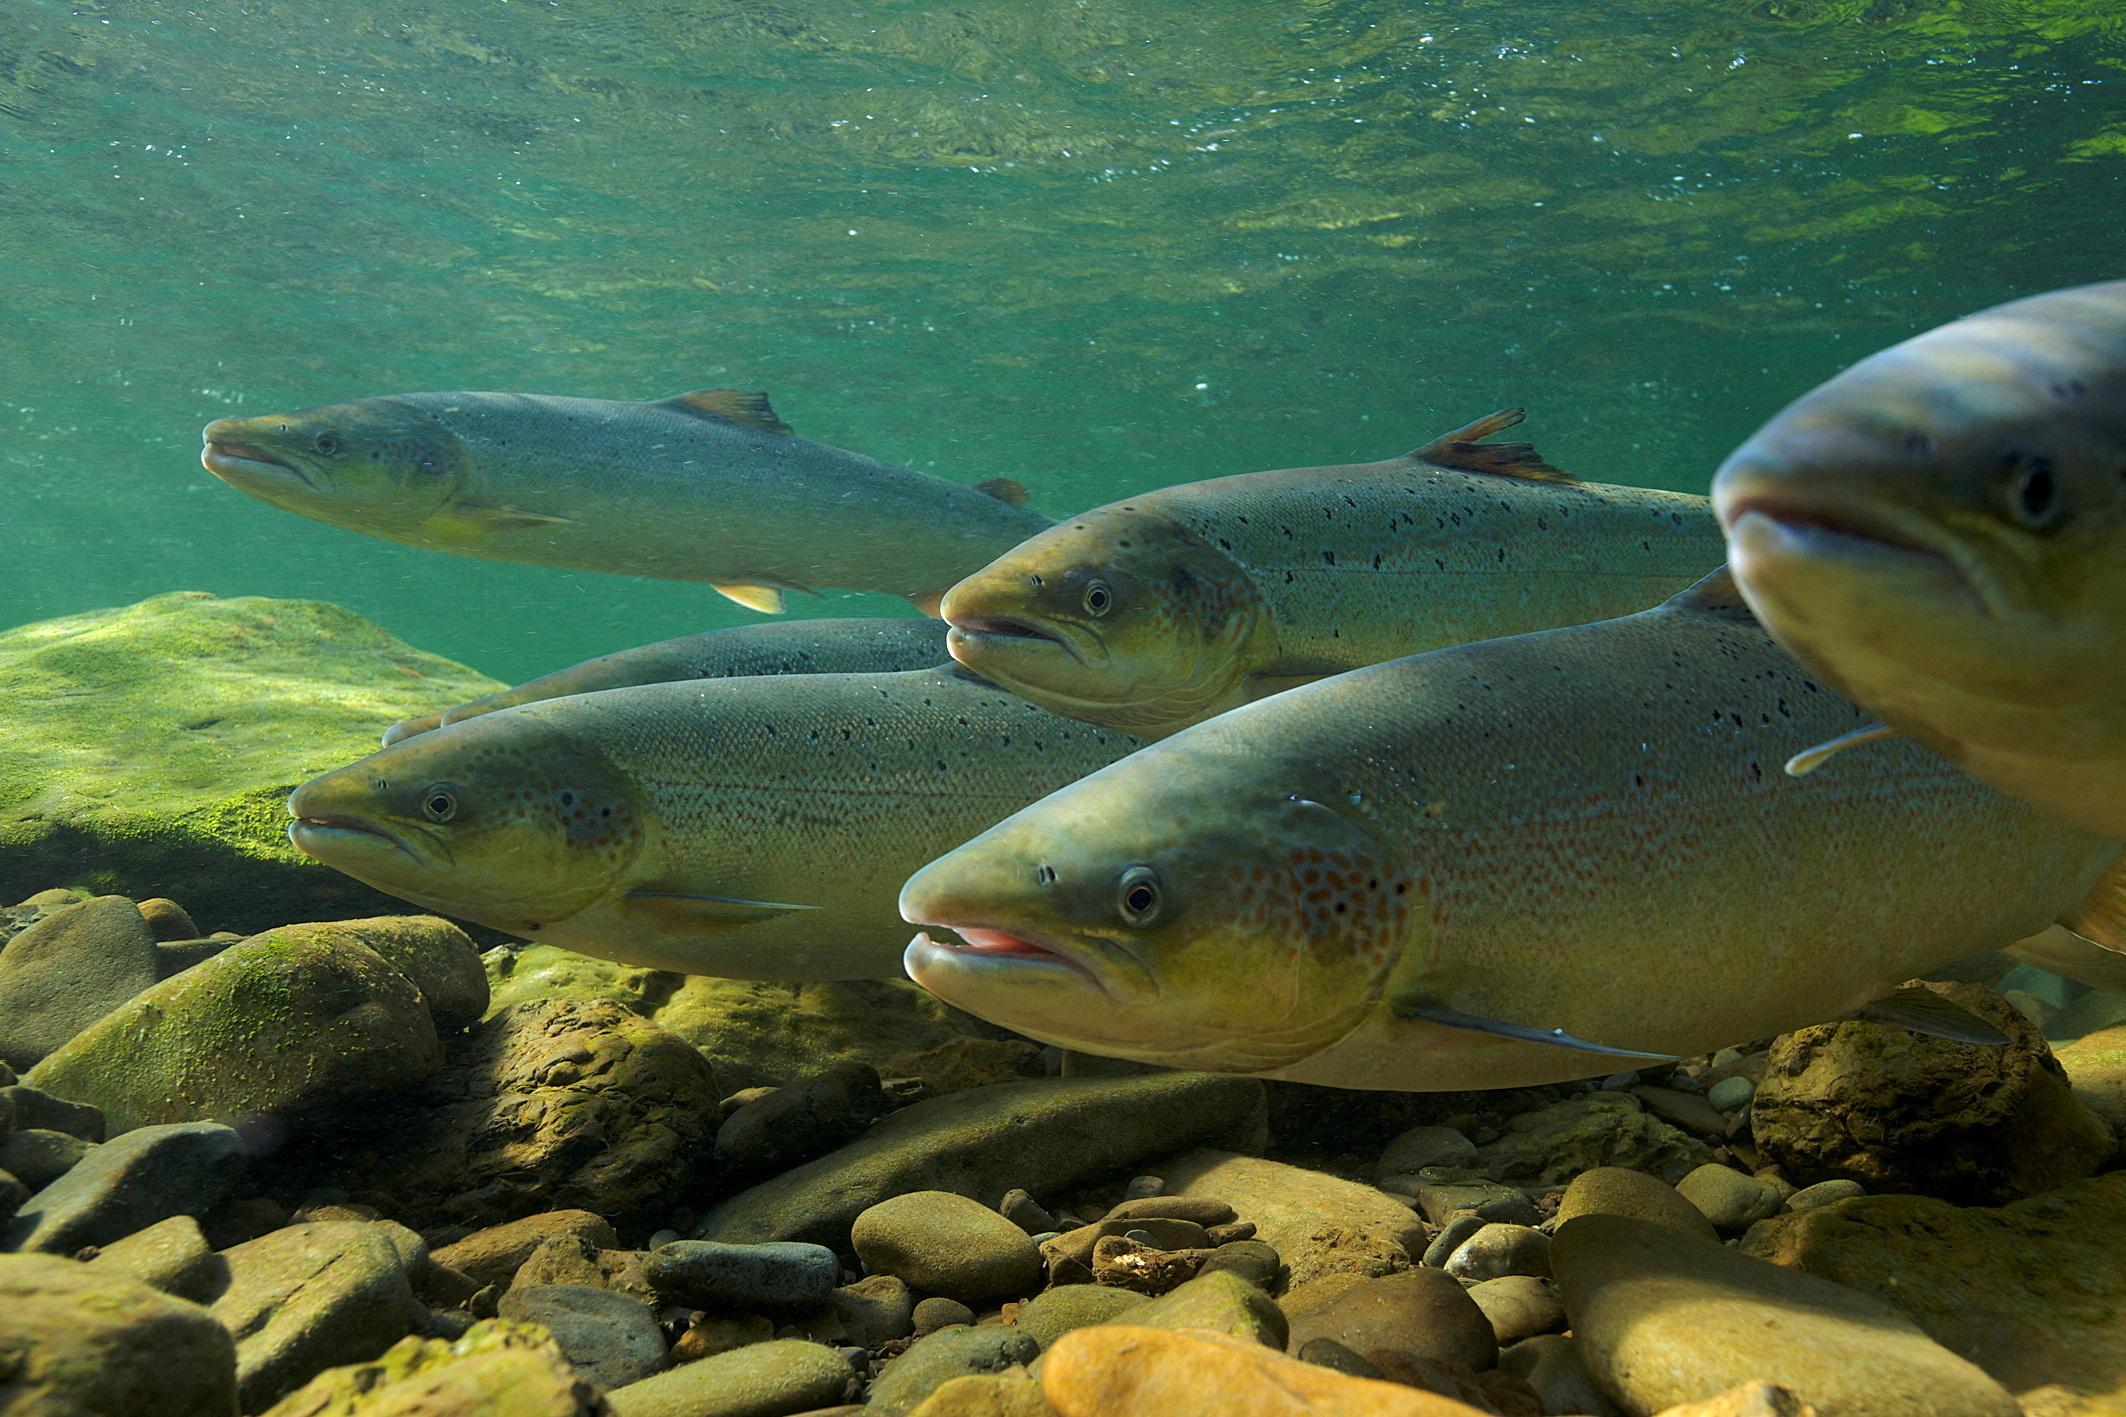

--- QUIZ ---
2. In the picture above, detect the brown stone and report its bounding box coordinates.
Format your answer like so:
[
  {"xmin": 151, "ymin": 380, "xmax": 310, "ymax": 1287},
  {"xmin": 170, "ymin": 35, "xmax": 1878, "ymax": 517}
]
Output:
[
  {"xmin": 1751, "ymin": 981, "xmax": 2112, "ymax": 1204},
  {"xmin": 1041, "ymin": 1325, "xmax": 1496, "ymax": 1415}
]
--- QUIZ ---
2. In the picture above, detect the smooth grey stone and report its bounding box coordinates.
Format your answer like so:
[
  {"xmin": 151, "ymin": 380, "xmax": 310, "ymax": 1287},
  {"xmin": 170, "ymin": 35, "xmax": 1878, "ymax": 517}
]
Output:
[
  {"xmin": 646, "ymin": 1239, "xmax": 838, "ymax": 1314},
  {"xmin": 1422, "ymin": 1211, "xmax": 1488, "ymax": 1268},
  {"xmin": 1378, "ymin": 1124, "xmax": 1478, "ymax": 1177},
  {"xmin": 0, "ymin": 1127, "xmax": 91, "ymax": 1191},
  {"xmin": 1786, "ymin": 1178, "xmax": 1866, "ymax": 1213},
  {"xmin": 1447, "ymin": 1223, "xmax": 1552, "ymax": 1282},
  {"xmin": 867, "ymin": 1326, "xmax": 1041, "ymax": 1417},
  {"xmin": 499, "ymin": 1282, "xmax": 667, "ymax": 1389},
  {"xmin": 6, "ymin": 1121, "xmax": 244, "ymax": 1254},
  {"xmin": 1708, "ymin": 1076, "xmax": 1756, "ymax": 1112},
  {"xmin": 0, "ymin": 897, "xmax": 159, "ymax": 1071},
  {"xmin": 0, "ymin": 1086, "xmax": 104, "ymax": 1141}
]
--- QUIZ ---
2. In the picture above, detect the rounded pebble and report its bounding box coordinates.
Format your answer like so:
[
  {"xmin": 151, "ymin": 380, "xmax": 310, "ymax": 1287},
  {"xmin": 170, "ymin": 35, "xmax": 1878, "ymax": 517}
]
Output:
[
  {"xmin": 1124, "ymin": 1175, "xmax": 1165, "ymax": 1200},
  {"xmin": 645, "ymin": 1239, "xmax": 839, "ymax": 1314},
  {"xmin": 1555, "ymin": 1166, "xmax": 1718, "ymax": 1244},
  {"xmin": 1707, "ymin": 1076, "xmax": 1756, "ymax": 1112},
  {"xmin": 912, "ymin": 1296, "xmax": 975, "ymax": 1334},
  {"xmin": 1377, "ymin": 1125, "xmax": 1478, "ymax": 1177},
  {"xmin": 1676, "ymin": 1164, "xmax": 1786, "ymax": 1234},
  {"xmin": 853, "ymin": 1191, "xmax": 1043, "ymax": 1303},
  {"xmin": 1785, "ymin": 1178, "xmax": 1866, "ymax": 1213},
  {"xmin": 1446, "ymin": 1223, "xmax": 1552, "ymax": 1282}
]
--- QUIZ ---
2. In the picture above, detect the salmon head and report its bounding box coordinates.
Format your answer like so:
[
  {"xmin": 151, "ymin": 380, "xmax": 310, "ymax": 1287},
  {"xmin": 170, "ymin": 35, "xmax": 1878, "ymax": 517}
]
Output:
[
  {"xmin": 1713, "ymin": 280, "xmax": 2126, "ymax": 828},
  {"xmin": 899, "ymin": 740, "xmax": 1418, "ymax": 1073},
  {"xmin": 203, "ymin": 396, "xmax": 467, "ymax": 536},
  {"xmin": 288, "ymin": 707, "xmax": 647, "ymax": 935},
  {"xmin": 939, "ymin": 505, "xmax": 1273, "ymax": 738}
]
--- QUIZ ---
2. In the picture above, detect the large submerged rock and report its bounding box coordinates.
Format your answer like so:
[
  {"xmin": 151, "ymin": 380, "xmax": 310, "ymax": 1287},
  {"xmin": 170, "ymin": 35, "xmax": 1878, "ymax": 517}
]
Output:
[
  {"xmin": 26, "ymin": 919, "xmax": 466, "ymax": 1134},
  {"xmin": 304, "ymin": 999, "xmax": 721, "ymax": 1230},
  {"xmin": 1750, "ymin": 982, "xmax": 2112, "ymax": 1204},
  {"xmin": 0, "ymin": 592, "xmax": 500, "ymax": 930},
  {"xmin": 1741, "ymin": 1171, "xmax": 2126, "ymax": 1413},
  {"xmin": 485, "ymin": 946, "xmax": 1005, "ymax": 1091},
  {"xmin": 696, "ymin": 1073, "xmax": 1266, "ymax": 1251}
]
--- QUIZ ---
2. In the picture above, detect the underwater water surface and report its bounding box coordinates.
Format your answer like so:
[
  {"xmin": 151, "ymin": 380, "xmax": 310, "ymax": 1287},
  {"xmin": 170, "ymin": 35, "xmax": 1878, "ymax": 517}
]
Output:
[{"xmin": 2, "ymin": 0, "xmax": 2120, "ymax": 679}]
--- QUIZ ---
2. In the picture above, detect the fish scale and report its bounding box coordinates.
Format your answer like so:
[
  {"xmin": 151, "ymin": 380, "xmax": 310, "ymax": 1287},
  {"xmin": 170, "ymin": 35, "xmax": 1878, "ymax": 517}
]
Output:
[
  {"xmin": 1163, "ymin": 461, "xmax": 1717, "ymax": 668},
  {"xmin": 901, "ymin": 573, "xmax": 2120, "ymax": 1091}
]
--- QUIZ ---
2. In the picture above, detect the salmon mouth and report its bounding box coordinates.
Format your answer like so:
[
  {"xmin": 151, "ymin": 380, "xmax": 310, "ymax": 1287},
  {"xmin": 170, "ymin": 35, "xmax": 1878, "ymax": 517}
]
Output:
[
  {"xmin": 288, "ymin": 812, "xmax": 407, "ymax": 858},
  {"xmin": 947, "ymin": 615, "xmax": 1070, "ymax": 650},
  {"xmin": 202, "ymin": 438, "xmax": 317, "ymax": 490},
  {"xmin": 904, "ymin": 921, "xmax": 1117, "ymax": 992}
]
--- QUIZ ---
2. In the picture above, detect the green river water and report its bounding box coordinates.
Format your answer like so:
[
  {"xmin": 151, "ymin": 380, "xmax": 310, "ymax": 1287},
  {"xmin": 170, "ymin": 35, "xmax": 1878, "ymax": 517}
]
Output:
[{"xmin": 2, "ymin": 1, "xmax": 2120, "ymax": 680}]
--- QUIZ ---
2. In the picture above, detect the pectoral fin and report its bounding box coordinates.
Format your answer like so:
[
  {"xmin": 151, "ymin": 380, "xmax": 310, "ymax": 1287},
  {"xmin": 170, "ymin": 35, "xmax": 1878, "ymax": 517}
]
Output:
[
  {"xmin": 1393, "ymin": 997, "xmax": 1682, "ymax": 1060},
  {"xmin": 426, "ymin": 504, "xmax": 579, "ymax": 542},
  {"xmin": 1784, "ymin": 722, "xmax": 1899, "ymax": 776},
  {"xmin": 621, "ymin": 889, "xmax": 817, "ymax": 932},
  {"xmin": 1856, "ymin": 986, "xmax": 2009, "ymax": 1045},
  {"xmin": 714, "ymin": 582, "xmax": 788, "ymax": 614}
]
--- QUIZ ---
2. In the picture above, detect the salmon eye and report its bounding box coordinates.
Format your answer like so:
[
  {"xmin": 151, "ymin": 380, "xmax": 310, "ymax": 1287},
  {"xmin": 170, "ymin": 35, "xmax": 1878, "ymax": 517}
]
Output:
[
  {"xmin": 1117, "ymin": 864, "xmax": 1162, "ymax": 926},
  {"xmin": 2002, "ymin": 451, "xmax": 2067, "ymax": 531},
  {"xmin": 1083, "ymin": 580, "xmax": 1114, "ymax": 616},
  {"xmin": 420, "ymin": 784, "xmax": 459, "ymax": 823},
  {"xmin": 314, "ymin": 431, "xmax": 342, "ymax": 456}
]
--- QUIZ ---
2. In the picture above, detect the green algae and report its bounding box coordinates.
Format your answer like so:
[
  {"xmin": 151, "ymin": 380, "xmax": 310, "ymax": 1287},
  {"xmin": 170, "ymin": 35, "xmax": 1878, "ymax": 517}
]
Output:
[
  {"xmin": 26, "ymin": 923, "xmax": 444, "ymax": 1133},
  {"xmin": 484, "ymin": 943, "xmax": 1011, "ymax": 1092},
  {"xmin": 0, "ymin": 593, "xmax": 501, "ymax": 931}
]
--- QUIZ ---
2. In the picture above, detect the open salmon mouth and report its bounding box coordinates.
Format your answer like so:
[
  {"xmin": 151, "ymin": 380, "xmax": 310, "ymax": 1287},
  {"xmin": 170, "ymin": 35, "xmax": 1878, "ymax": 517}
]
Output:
[
  {"xmin": 1721, "ymin": 492, "xmax": 1941, "ymax": 558},
  {"xmin": 908, "ymin": 924, "xmax": 1102, "ymax": 984},
  {"xmin": 947, "ymin": 615, "xmax": 1066, "ymax": 648}
]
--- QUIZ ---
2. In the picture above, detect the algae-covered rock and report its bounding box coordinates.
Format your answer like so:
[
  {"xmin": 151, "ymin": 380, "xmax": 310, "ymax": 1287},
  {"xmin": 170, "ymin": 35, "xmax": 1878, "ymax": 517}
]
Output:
[
  {"xmin": 1751, "ymin": 982, "xmax": 2113, "ymax": 1204},
  {"xmin": 695, "ymin": 1073, "xmax": 1266, "ymax": 1252},
  {"xmin": 259, "ymin": 1318, "xmax": 606, "ymax": 1417},
  {"xmin": 485, "ymin": 945, "xmax": 1002, "ymax": 1091},
  {"xmin": 308, "ymin": 999, "xmax": 720, "ymax": 1230},
  {"xmin": 0, "ymin": 593, "xmax": 501, "ymax": 930},
  {"xmin": 26, "ymin": 920, "xmax": 445, "ymax": 1134},
  {"xmin": 1739, "ymin": 1172, "xmax": 2126, "ymax": 1410},
  {"xmin": 0, "ymin": 1251, "xmax": 240, "ymax": 1417}
]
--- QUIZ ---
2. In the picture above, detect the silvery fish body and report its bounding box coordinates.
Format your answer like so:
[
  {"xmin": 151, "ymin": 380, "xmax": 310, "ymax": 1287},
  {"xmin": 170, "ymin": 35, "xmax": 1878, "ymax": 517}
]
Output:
[
  {"xmin": 383, "ymin": 616, "xmax": 952, "ymax": 743},
  {"xmin": 942, "ymin": 410, "xmax": 1724, "ymax": 737},
  {"xmin": 204, "ymin": 388, "xmax": 1050, "ymax": 612},
  {"xmin": 902, "ymin": 574, "xmax": 2118, "ymax": 1090},
  {"xmin": 292, "ymin": 665, "xmax": 1143, "ymax": 981}
]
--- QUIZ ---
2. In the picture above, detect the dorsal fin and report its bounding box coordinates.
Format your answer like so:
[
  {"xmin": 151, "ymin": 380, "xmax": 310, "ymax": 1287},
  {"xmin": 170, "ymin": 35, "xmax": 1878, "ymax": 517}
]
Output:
[
  {"xmin": 973, "ymin": 477, "xmax": 1031, "ymax": 508},
  {"xmin": 1664, "ymin": 565, "xmax": 1757, "ymax": 620},
  {"xmin": 1408, "ymin": 408, "xmax": 1576, "ymax": 482},
  {"xmin": 655, "ymin": 389, "xmax": 792, "ymax": 436}
]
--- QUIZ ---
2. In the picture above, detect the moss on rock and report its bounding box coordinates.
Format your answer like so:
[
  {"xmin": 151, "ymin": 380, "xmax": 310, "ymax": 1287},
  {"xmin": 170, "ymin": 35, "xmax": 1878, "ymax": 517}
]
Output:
[
  {"xmin": 0, "ymin": 593, "xmax": 500, "ymax": 932},
  {"xmin": 485, "ymin": 944, "xmax": 1009, "ymax": 1091}
]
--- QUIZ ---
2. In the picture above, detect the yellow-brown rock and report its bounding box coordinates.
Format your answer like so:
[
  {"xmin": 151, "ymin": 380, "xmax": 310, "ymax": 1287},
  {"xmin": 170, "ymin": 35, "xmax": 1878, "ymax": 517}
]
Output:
[{"xmin": 1040, "ymin": 1325, "xmax": 1496, "ymax": 1415}]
